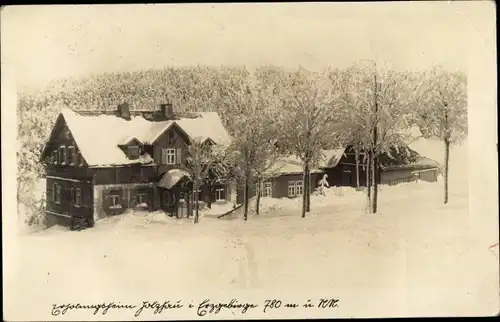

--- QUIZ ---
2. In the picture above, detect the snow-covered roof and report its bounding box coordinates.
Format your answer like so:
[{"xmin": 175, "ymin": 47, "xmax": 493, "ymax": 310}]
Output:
[
  {"xmin": 59, "ymin": 108, "xmax": 231, "ymax": 167},
  {"xmin": 381, "ymin": 157, "xmax": 441, "ymax": 171},
  {"xmin": 268, "ymin": 155, "xmax": 324, "ymax": 176},
  {"xmin": 177, "ymin": 112, "xmax": 232, "ymax": 146},
  {"xmin": 141, "ymin": 112, "xmax": 231, "ymax": 145},
  {"xmin": 157, "ymin": 169, "xmax": 191, "ymax": 189},
  {"xmin": 319, "ymin": 148, "xmax": 347, "ymax": 168}
]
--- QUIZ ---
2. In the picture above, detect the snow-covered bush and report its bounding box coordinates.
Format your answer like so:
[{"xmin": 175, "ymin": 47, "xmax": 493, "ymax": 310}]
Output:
[{"xmin": 19, "ymin": 191, "xmax": 47, "ymax": 229}]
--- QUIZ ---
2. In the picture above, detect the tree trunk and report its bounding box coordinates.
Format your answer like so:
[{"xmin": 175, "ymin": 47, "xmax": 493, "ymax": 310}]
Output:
[
  {"xmin": 256, "ymin": 178, "xmax": 261, "ymax": 215},
  {"xmin": 194, "ymin": 181, "xmax": 199, "ymax": 224},
  {"xmin": 207, "ymin": 185, "xmax": 213, "ymax": 209},
  {"xmin": 444, "ymin": 138, "xmax": 450, "ymax": 204},
  {"xmin": 302, "ymin": 166, "xmax": 311, "ymax": 212},
  {"xmin": 366, "ymin": 150, "xmax": 372, "ymax": 213},
  {"xmin": 355, "ymin": 146, "xmax": 360, "ymax": 188},
  {"xmin": 301, "ymin": 167, "xmax": 307, "ymax": 218},
  {"xmin": 370, "ymin": 68, "xmax": 379, "ymax": 214},
  {"xmin": 372, "ymin": 155, "xmax": 378, "ymax": 214},
  {"xmin": 243, "ymin": 176, "xmax": 249, "ymax": 221}
]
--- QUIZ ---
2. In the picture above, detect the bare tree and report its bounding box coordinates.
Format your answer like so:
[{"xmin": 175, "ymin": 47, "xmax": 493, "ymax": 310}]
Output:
[
  {"xmin": 202, "ymin": 144, "xmax": 237, "ymax": 209},
  {"xmin": 416, "ymin": 66, "xmax": 467, "ymax": 204},
  {"xmin": 253, "ymin": 141, "xmax": 282, "ymax": 215},
  {"xmin": 185, "ymin": 138, "xmax": 217, "ymax": 224},
  {"xmin": 338, "ymin": 61, "xmax": 419, "ymax": 213},
  {"xmin": 281, "ymin": 67, "xmax": 344, "ymax": 218}
]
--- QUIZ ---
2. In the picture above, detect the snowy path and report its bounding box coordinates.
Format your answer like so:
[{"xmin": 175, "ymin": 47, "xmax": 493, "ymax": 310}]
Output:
[{"xmin": 6, "ymin": 176, "xmax": 499, "ymax": 319}]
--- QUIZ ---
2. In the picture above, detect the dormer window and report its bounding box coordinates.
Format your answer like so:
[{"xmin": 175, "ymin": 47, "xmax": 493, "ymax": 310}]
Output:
[{"xmin": 127, "ymin": 145, "xmax": 140, "ymax": 160}]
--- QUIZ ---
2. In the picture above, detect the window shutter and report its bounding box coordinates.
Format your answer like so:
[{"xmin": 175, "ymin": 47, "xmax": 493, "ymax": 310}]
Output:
[
  {"xmin": 70, "ymin": 187, "xmax": 75, "ymax": 204},
  {"xmin": 176, "ymin": 148, "xmax": 182, "ymax": 164},
  {"xmin": 161, "ymin": 148, "xmax": 166, "ymax": 164}
]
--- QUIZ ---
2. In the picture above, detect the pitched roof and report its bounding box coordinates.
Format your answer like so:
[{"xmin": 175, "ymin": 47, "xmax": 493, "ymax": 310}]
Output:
[
  {"xmin": 319, "ymin": 148, "xmax": 347, "ymax": 168},
  {"xmin": 381, "ymin": 157, "xmax": 441, "ymax": 171},
  {"xmin": 59, "ymin": 108, "xmax": 231, "ymax": 167},
  {"xmin": 268, "ymin": 155, "xmax": 324, "ymax": 176}
]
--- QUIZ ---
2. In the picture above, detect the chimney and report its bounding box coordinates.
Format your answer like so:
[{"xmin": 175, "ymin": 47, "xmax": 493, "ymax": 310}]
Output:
[
  {"xmin": 160, "ymin": 103, "xmax": 174, "ymax": 119},
  {"xmin": 117, "ymin": 102, "xmax": 131, "ymax": 121}
]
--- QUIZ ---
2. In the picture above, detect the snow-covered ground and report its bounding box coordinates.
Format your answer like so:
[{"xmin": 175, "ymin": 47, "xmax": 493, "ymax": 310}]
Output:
[{"xmin": 5, "ymin": 141, "xmax": 499, "ymax": 319}]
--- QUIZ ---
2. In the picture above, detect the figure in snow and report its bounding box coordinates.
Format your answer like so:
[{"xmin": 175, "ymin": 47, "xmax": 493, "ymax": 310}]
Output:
[{"xmin": 317, "ymin": 174, "xmax": 329, "ymax": 196}]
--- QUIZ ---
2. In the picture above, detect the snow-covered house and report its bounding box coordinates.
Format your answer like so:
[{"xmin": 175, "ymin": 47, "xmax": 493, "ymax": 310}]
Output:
[
  {"xmin": 320, "ymin": 145, "xmax": 441, "ymax": 187},
  {"xmin": 235, "ymin": 155, "xmax": 326, "ymax": 204},
  {"xmin": 40, "ymin": 103, "xmax": 233, "ymax": 229}
]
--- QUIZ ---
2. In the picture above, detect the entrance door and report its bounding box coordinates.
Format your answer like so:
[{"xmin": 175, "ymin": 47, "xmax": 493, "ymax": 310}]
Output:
[
  {"xmin": 341, "ymin": 170, "xmax": 352, "ymax": 186},
  {"xmin": 177, "ymin": 191, "xmax": 190, "ymax": 218},
  {"xmin": 161, "ymin": 190, "xmax": 176, "ymax": 215}
]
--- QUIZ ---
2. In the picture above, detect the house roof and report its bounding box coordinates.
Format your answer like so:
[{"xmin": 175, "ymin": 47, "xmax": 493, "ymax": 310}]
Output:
[
  {"xmin": 268, "ymin": 155, "xmax": 324, "ymax": 176},
  {"xmin": 58, "ymin": 108, "xmax": 231, "ymax": 167},
  {"xmin": 381, "ymin": 156, "xmax": 441, "ymax": 171},
  {"xmin": 319, "ymin": 148, "xmax": 347, "ymax": 168}
]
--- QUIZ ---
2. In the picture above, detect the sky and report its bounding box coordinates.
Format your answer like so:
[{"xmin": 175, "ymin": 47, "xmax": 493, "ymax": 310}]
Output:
[{"xmin": 0, "ymin": 2, "xmax": 493, "ymax": 91}]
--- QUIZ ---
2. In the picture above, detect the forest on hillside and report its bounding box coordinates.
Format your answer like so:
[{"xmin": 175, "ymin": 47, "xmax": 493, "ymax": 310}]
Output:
[{"xmin": 17, "ymin": 61, "xmax": 467, "ymax": 227}]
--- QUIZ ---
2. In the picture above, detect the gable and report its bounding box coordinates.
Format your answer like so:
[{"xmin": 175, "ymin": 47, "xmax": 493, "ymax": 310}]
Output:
[
  {"xmin": 154, "ymin": 122, "xmax": 191, "ymax": 148},
  {"xmin": 40, "ymin": 114, "xmax": 88, "ymax": 166},
  {"xmin": 41, "ymin": 114, "xmax": 65, "ymax": 160}
]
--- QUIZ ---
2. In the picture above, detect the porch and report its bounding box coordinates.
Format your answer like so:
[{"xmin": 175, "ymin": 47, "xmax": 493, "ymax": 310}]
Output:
[{"xmin": 156, "ymin": 169, "xmax": 232, "ymax": 218}]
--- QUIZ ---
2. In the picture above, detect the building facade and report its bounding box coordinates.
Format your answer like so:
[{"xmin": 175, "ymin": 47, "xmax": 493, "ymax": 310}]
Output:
[
  {"xmin": 235, "ymin": 156, "xmax": 325, "ymax": 204},
  {"xmin": 321, "ymin": 145, "xmax": 441, "ymax": 188},
  {"xmin": 41, "ymin": 104, "xmax": 233, "ymax": 229}
]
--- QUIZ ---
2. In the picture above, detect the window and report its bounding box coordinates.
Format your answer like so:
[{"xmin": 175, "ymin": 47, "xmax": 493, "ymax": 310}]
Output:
[
  {"xmin": 288, "ymin": 181, "xmax": 296, "ymax": 197},
  {"xmin": 162, "ymin": 148, "xmax": 176, "ymax": 165},
  {"xmin": 128, "ymin": 146, "xmax": 140, "ymax": 160},
  {"xmin": 192, "ymin": 189, "xmax": 202, "ymax": 201},
  {"xmin": 264, "ymin": 181, "xmax": 272, "ymax": 197},
  {"xmin": 68, "ymin": 146, "xmax": 76, "ymax": 165},
  {"xmin": 288, "ymin": 180, "xmax": 304, "ymax": 197},
  {"xmin": 295, "ymin": 180, "xmax": 303, "ymax": 196},
  {"xmin": 73, "ymin": 187, "xmax": 82, "ymax": 207},
  {"xmin": 136, "ymin": 193, "xmax": 147, "ymax": 205},
  {"xmin": 167, "ymin": 131, "xmax": 175, "ymax": 145},
  {"xmin": 215, "ymin": 188, "xmax": 226, "ymax": 201},
  {"xmin": 53, "ymin": 183, "xmax": 61, "ymax": 204},
  {"xmin": 59, "ymin": 146, "xmax": 67, "ymax": 164},
  {"xmin": 110, "ymin": 194, "xmax": 122, "ymax": 209},
  {"xmin": 51, "ymin": 150, "xmax": 58, "ymax": 164},
  {"xmin": 259, "ymin": 181, "xmax": 272, "ymax": 197}
]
